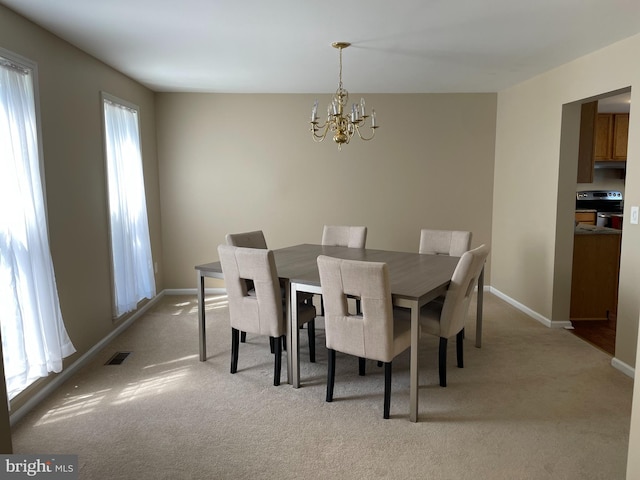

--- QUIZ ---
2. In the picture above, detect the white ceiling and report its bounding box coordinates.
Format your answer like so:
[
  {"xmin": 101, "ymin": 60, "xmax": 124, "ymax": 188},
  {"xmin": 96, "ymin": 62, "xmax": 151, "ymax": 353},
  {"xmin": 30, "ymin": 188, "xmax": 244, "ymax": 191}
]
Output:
[{"xmin": 2, "ymin": 0, "xmax": 640, "ymax": 94}]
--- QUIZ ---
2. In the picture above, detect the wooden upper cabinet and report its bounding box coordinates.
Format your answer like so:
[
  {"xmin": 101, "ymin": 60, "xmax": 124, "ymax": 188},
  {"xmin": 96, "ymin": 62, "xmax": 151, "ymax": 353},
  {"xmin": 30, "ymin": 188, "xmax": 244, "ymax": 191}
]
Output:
[
  {"xmin": 577, "ymin": 101, "xmax": 597, "ymax": 183},
  {"xmin": 594, "ymin": 114, "xmax": 613, "ymax": 160},
  {"xmin": 576, "ymin": 104, "xmax": 629, "ymax": 183},
  {"xmin": 612, "ymin": 113, "xmax": 629, "ymax": 160},
  {"xmin": 595, "ymin": 112, "xmax": 629, "ymax": 161}
]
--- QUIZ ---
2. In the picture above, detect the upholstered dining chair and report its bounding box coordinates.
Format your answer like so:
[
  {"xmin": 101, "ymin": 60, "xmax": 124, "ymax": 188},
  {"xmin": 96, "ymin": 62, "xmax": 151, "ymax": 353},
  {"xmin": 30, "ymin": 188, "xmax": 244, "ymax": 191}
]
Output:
[
  {"xmin": 226, "ymin": 231, "xmax": 268, "ymax": 344},
  {"xmin": 320, "ymin": 225, "xmax": 368, "ymax": 315},
  {"xmin": 225, "ymin": 230, "xmax": 268, "ymax": 249},
  {"xmin": 419, "ymin": 244, "xmax": 489, "ymax": 387},
  {"xmin": 218, "ymin": 245, "xmax": 317, "ymax": 386},
  {"xmin": 322, "ymin": 225, "xmax": 367, "ymax": 248},
  {"xmin": 225, "ymin": 230, "xmax": 317, "ymax": 362},
  {"xmin": 317, "ymin": 255, "xmax": 411, "ymax": 419},
  {"xmin": 418, "ymin": 229, "xmax": 472, "ymax": 257}
]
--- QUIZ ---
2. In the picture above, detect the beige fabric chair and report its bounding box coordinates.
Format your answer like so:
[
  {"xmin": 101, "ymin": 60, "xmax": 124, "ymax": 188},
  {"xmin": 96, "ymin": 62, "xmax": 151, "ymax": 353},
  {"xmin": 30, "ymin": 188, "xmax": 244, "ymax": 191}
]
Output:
[
  {"xmin": 419, "ymin": 244, "xmax": 489, "ymax": 387},
  {"xmin": 225, "ymin": 230, "xmax": 268, "ymax": 249},
  {"xmin": 321, "ymin": 225, "xmax": 367, "ymax": 248},
  {"xmin": 419, "ymin": 229, "xmax": 472, "ymax": 257},
  {"xmin": 320, "ymin": 225, "xmax": 367, "ymax": 314},
  {"xmin": 226, "ymin": 231, "xmax": 268, "ymax": 344},
  {"xmin": 317, "ymin": 255, "xmax": 411, "ymax": 419},
  {"xmin": 225, "ymin": 230, "xmax": 317, "ymax": 361},
  {"xmin": 218, "ymin": 245, "xmax": 316, "ymax": 385}
]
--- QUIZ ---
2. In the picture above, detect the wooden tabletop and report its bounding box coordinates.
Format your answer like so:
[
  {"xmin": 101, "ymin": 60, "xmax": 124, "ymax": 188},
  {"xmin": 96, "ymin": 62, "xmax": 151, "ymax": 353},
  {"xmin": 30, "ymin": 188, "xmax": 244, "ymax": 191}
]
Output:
[{"xmin": 196, "ymin": 243, "xmax": 459, "ymax": 302}]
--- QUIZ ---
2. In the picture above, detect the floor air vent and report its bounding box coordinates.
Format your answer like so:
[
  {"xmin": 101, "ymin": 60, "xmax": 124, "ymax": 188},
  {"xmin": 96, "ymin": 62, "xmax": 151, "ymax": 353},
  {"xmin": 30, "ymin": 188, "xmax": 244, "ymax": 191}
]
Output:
[{"xmin": 105, "ymin": 351, "xmax": 131, "ymax": 365}]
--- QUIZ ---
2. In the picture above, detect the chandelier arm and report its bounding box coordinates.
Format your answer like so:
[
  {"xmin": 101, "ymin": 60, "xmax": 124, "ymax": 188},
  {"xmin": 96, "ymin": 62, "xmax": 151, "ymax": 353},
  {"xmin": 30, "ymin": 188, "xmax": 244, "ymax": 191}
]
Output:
[
  {"xmin": 354, "ymin": 123, "xmax": 378, "ymax": 141},
  {"xmin": 311, "ymin": 121, "xmax": 331, "ymax": 142}
]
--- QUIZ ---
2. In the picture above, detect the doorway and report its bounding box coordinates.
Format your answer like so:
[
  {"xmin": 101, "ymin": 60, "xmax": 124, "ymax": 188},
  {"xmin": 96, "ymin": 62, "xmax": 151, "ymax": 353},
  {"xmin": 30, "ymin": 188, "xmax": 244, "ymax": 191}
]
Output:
[{"xmin": 568, "ymin": 89, "xmax": 631, "ymax": 355}]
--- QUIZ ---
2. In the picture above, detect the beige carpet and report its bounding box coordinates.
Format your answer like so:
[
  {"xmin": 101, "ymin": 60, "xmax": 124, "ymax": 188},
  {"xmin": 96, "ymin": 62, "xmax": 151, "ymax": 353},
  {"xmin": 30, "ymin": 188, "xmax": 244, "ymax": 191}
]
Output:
[{"xmin": 10, "ymin": 293, "xmax": 633, "ymax": 479}]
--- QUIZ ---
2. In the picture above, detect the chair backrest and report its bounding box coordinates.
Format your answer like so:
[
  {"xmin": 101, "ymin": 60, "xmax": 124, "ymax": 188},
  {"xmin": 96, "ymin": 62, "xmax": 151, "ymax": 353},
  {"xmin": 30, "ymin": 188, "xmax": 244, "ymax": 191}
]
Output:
[
  {"xmin": 419, "ymin": 229, "xmax": 472, "ymax": 257},
  {"xmin": 438, "ymin": 244, "xmax": 489, "ymax": 338},
  {"xmin": 218, "ymin": 244, "xmax": 284, "ymax": 337},
  {"xmin": 225, "ymin": 230, "xmax": 268, "ymax": 249},
  {"xmin": 317, "ymin": 255, "xmax": 395, "ymax": 363},
  {"xmin": 321, "ymin": 225, "xmax": 367, "ymax": 248}
]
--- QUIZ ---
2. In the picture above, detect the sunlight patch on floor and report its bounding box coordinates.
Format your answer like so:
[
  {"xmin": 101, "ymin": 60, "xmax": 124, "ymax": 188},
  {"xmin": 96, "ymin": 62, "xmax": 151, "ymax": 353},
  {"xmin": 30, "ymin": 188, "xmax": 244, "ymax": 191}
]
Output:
[
  {"xmin": 187, "ymin": 295, "xmax": 228, "ymax": 315},
  {"xmin": 111, "ymin": 367, "xmax": 189, "ymax": 405},
  {"xmin": 34, "ymin": 388, "xmax": 111, "ymax": 426},
  {"xmin": 143, "ymin": 354, "xmax": 198, "ymax": 370}
]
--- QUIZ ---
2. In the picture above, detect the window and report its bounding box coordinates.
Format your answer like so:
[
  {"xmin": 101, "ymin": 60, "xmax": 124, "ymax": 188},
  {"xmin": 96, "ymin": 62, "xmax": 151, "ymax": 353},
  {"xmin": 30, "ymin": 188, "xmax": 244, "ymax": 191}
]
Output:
[
  {"xmin": 0, "ymin": 50, "xmax": 76, "ymax": 401},
  {"xmin": 102, "ymin": 93, "xmax": 155, "ymax": 317}
]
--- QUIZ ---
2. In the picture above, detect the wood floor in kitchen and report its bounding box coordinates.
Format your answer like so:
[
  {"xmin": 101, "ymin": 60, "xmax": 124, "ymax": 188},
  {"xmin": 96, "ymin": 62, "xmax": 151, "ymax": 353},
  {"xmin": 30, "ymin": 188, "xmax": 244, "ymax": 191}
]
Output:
[{"xmin": 570, "ymin": 315, "xmax": 616, "ymax": 356}]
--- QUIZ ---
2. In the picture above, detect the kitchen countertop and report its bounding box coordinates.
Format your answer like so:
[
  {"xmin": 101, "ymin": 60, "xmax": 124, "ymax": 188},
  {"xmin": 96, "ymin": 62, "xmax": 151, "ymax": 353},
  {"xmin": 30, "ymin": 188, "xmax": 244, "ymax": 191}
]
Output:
[{"xmin": 575, "ymin": 223, "xmax": 622, "ymax": 235}]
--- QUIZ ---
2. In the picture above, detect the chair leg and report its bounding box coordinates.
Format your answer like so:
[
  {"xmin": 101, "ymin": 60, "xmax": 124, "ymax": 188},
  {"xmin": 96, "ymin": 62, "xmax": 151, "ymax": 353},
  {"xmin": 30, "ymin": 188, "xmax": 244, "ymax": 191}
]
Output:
[
  {"xmin": 240, "ymin": 331, "xmax": 247, "ymax": 343},
  {"xmin": 307, "ymin": 319, "xmax": 316, "ymax": 363},
  {"xmin": 326, "ymin": 348, "xmax": 336, "ymax": 402},
  {"xmin": 383, "ymin": 362, "xmax": 392, "ymax": 419},
  {"xmin": 269, "ymin": 336, "xmax": 287, "ymax": 353},
  {"xmin": 231, "ymin": 328, "xmax": 240, "ymax": 374},
  {"xmin": 439, "ymin": 337, "xmax": 448, "ymax": 387},
  {"xmin": 359, "ymin": 357, "xmax": 366, "ymax": 376},
  {"xmin": 456, "ymin": 329, "xmax": 464, "ymax": 368},
  {"xmin": 273, "ymin": 336, "xmax": 282, "ymax": 386}
]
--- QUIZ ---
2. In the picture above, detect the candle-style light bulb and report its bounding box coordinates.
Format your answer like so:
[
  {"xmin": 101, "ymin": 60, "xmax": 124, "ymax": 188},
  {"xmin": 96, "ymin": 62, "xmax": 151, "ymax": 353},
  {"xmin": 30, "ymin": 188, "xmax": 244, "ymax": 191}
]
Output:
[
  {"xmin": 311, "ymin": 100, "xmax": 318, "ymax": 121},
  {"xmin": 371, "ymin": 109, "xmax": 377, "ymax": 127},
  {"xmin": 360, "ymin": 98, "xmax": 366, "ymax": 117}
]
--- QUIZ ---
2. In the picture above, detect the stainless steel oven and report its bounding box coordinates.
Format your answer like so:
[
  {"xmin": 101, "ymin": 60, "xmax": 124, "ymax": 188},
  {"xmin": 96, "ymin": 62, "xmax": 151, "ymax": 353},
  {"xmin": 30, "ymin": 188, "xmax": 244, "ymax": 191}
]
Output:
[{"xmin": 576, "ymin": 190, "xmax": 623, "ymax": 229}]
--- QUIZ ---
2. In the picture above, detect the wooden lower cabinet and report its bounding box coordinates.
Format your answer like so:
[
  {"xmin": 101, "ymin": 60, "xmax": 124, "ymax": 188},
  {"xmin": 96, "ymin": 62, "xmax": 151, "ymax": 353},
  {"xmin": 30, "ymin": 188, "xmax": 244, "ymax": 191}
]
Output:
[
  {"xmin": 575, "ymin": 211, "xmax": 596, "ymax": 225},
  {"xmin": 570, "ymin": 233, "xmax": 621, "ymax": 321}
]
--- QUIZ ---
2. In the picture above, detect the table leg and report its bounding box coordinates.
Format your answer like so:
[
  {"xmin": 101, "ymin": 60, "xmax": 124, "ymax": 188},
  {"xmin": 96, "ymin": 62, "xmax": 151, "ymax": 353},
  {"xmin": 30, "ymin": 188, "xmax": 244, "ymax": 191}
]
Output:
[
  {"xmin": 409, "ymin": 302, "xmax": 420, "ymax": 422},
  {"xmin": 475, "ymin": 266, "xmax": 485, "ymax": 349},
  {"xmin": 289, "ymin": 282, "xmax": 300, "ymax": 388},
  {"xmin": 198, "ymin": 271, "xmax": 206, "ymax": 361},
  {"xmin": 284, "ymin": 280, "xmax": 292, "ymax": 385}
]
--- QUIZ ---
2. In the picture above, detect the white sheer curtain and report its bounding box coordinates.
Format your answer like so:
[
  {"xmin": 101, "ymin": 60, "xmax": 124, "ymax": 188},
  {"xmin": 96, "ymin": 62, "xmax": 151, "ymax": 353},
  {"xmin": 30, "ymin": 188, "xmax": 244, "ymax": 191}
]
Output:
[
  {"xmin": 103, "ymin": 98, "xmax": 155, "ymax": 317},
  {"xmin": 0, "ymin": 58, "xmax": 76, "ymax": 400}
]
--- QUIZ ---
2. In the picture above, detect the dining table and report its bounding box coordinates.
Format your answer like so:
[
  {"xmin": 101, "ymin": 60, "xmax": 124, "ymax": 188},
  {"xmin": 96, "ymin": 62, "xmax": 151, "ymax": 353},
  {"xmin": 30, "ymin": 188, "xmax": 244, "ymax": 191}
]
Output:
[{"xmin": 195, "ymin": 243, "xmax": 485, "ymax": 422}]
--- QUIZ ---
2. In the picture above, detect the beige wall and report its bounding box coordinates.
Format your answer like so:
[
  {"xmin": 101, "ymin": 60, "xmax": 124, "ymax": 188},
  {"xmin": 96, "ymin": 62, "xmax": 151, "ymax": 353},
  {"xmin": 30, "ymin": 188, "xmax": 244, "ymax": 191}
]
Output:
[
  {"xmin": 0, "ymin": 6, "xmax": 163, "ymax": 412},
  {"xmin": 492, "ymin": 37, "xmax": 640, "ymax": 475},
  {"xmin": 155, "ymin": 93, "xmax": 497, "ymax": 289},
  {"xmin": 493, "ymin": 34, "xmax": 640, "ymax": 369}
]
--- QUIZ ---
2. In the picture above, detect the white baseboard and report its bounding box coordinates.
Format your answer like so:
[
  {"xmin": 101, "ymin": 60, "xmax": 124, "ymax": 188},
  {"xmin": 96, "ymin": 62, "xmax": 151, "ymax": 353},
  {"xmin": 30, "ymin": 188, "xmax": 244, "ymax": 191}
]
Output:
[
  {"xmin": 9, "ymin": 291, "xmax": 167, "ymax": 426},
  {"xmin": 490, "ymin": 287, "xmax": 571, "ymax": 328},
  {"xmin": 490, "ymin": 287, "xmax": 634, "ymax": 379},
  {"xmin": 611, "ymin": 357, "xmax": 635, "ymax": 378}
]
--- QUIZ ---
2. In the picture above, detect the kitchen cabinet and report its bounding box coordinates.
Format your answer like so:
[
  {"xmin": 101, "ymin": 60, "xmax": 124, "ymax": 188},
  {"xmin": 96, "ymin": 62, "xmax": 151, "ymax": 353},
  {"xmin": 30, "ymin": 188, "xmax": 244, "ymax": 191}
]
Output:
[
  {"xmin": 577, "ymin": 103, "xmax": 629, "ymax": 183},
  {"xmin": 595, "ymin": 113, "xmax": 629, "ymax": 161},
  {"xmin": 577, "ymin": 101, "xmax": 597, "ymax": 183},
  {"xmin": 612, "ymin": 114, "xmax": 629, "ymax": 160},
  {"xmin": 575, "ymin": 211, "xmax": 596, "ymax": 225},
  {"xmin": 593, "ymin": 114, "xmax": 613, "ymax": 160},
  {"xmin": 570, "ymin": 230, "xmax": 621, "ymax": 321}
]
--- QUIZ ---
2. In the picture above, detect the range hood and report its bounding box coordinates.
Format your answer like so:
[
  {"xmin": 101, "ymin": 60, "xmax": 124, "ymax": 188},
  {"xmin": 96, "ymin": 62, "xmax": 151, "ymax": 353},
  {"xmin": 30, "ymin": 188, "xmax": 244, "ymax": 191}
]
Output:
[{"xmin": 594, "ymin": 161, "xmax": 626, "ymax": 169}]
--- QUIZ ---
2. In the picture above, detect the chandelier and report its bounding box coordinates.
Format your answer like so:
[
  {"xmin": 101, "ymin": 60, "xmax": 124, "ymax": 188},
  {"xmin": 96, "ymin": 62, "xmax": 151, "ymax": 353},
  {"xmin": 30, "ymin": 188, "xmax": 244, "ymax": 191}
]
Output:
[{"xmin": 310, "ymin": 42, "xmax": 378, "ymax": 150}]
